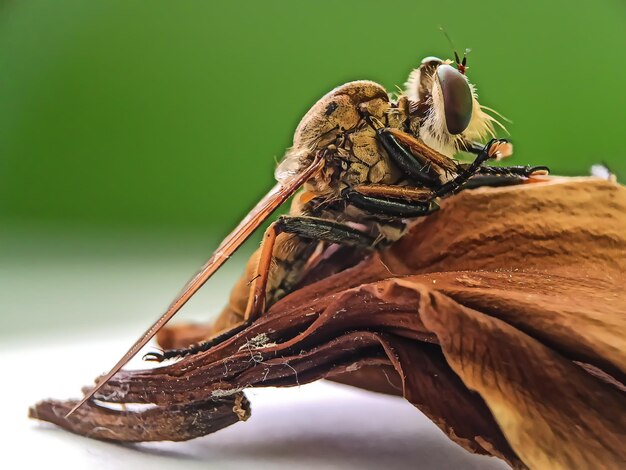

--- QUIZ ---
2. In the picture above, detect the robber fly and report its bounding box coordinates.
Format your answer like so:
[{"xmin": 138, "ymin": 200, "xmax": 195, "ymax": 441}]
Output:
[{"xmin": 66, "ymin": 52, "xmax": 548, "ymax": 417}]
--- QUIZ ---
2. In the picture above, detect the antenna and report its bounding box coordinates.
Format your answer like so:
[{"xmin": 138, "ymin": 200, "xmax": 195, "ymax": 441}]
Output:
[{"xmin": 438, "ymin": 26, "xmax": 470, "ymax": 74}]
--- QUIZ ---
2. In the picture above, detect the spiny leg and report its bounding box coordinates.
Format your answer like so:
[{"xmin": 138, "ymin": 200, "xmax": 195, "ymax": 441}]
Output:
[
  {"xmin": 363, "ymin": 115, "xmax": 444, "ymax": 188},
  {"xmin": 433, "ymin": 139, "xmax": 509, "ymax": 198},
  {"xmin": 373, "ymin": 133, "xmax": 513, "ymax": 198},
  {"xmin": 462, "ymin": 165, "xmax": 551, "ymax": 189},
  {"xmin": 245, "ymin": 215, "xmax": 378, "ymax": 320},
  {"xmin": 460, "ymin": 139, "xmax": 549, "ymax": 180},
  {"xmin": 376, "ymin": 128, "xmax": 548, "ymax": 196},
  {"xmin": 145, "ymin": 216, "xmax": 377, "ymax": 362},
  {"xmin": 375, "ymin": 128, "xmax": 442, "ymax": 188},
  {"xmin": 460, "ymin": 140, "xmax": 512, "ymax": 159},
  {"xmin": 473, "ymin": 164, "xmax": 550, "ymax": 178},
  {"xmin": 463, "ymin": 174, "xmax": 527, "ymax": 189},
  {"xmin": 373, "ymin": 131, "xmax": 508, "ymax": 198},
  {"xmin": 145, "ymin": 223, "xmax": 283, "ymax": 362},
  {"xmin": 343, "ymin": 185, "xmax": 439, "ymax": 218},
  {"xmin": 146, "ymin": 221, "xmax": 286, "ymax": 361},
  {"xmin": 351, "ymin": 184, "xmax": 433, "ymax": 202},
  {"xmin": 375, "ymin": 127, "xmax": 461, "ymax": 185}
]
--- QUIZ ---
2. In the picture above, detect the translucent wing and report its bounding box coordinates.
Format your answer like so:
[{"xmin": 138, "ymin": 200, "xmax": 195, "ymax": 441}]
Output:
[{"xmin": 66, "ymin": 155, "xmax": 324, "ymax": 417}]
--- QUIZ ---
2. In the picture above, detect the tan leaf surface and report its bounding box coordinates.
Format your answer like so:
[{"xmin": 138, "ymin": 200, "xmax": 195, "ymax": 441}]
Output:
[{"xmin": 31, "ymin": 178, "xmax": 626, "ymax": 470}]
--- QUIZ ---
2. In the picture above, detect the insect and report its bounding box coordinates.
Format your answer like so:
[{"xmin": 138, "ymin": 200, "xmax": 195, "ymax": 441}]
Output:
[{"xmin": 66, "ymin": 51, "xmax": 548, "ymax": 417}]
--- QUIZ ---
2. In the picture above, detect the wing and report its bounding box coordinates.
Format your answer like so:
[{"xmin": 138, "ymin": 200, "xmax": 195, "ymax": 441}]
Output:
[{"xmin": 65, "ymin": 155, "xmax": 325, "ymax": 417}]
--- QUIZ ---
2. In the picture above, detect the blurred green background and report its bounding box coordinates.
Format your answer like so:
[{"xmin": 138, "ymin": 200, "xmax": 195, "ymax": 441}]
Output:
[{"xmin": 0, "ymin": 1, "xmax": 624, "ymax": 339}]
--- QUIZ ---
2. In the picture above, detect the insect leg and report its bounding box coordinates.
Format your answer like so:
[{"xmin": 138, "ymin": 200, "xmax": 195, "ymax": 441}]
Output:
[
  {"xmin": 245, "ymin": 216, "xmax": 378, "ymax": 320},
  {"xmin": 343, "ymin": 188, "xmax": 439, "ymax": 218},
  {"xmin": 375, "ymin": 128, "xmax": 462, "ymax": 184},
  {"xmin": 145, "ymin": 221, "xmax": 286, "ymax": 362},
  {"xmin": 375, "ymin": 129, "xmax": 442, "ymax": 188},
  {"xmin": 351, "ymin": 184, "xmax": 433, "ymax": 202},
  {"xmin": 455, "ymin": 137, "xmax": 549, "ymax": 187},
  {"xmin": 276, "ymin": 216, "xmax": 378, "ymax": 246},
  {"xmin": 433, "ymin": 139, "xmax": 509, "ymax": 198},
  {"xmin": 460, "ymin": 139, "xmax": 514, "ymax": 160},
  {"xmin": 145, "ymin": 216, "xmax": 377, "ymax": 362},
  {"xmin": 460, "ymin": 140, "xmax": 487, "ymax": 155},
  {"xmin": 474, "ymin": 165, "xmax": 550, "ymax": 178},
  {"xmin": 462, "ymin": 174, "xmax": 527, "ymax": 189},
  {"xmin": 143, "ymin": 318, "xmax": 251, "ymax": 362},
  {"xmin": 459, "ymin": 165, "xmax": 551, "ymax": 189}
]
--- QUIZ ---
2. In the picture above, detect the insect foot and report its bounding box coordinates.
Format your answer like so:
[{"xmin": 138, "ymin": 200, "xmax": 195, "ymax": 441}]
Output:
[
  {"xmin": 142, "ymin": 351, "xmax": 166, "ymax": 362},
  {"xmin": 527, "ymin": 165, "xmax": 550, "ymax": 176},
  {"xmin": 485, "ymin": 138, "xmax": 511, "ymax": 160}
]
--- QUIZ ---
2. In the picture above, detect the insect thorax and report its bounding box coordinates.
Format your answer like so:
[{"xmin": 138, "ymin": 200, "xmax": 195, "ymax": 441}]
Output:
[{"xmin": 283, "ymin": 80, "xmax": 463, "ymax": 203}]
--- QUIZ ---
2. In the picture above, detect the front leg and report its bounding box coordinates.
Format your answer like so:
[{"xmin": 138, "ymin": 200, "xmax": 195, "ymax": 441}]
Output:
[
  {"xmin": 377, "ymin": 131, "xmax": 514, "ymax": 198},
  {"xmin": 433, "ymin": 139, "xmax": 510, "ymax": 197},
  {"xmin": 375, "ymin": 129, "xmax": 547, "ymax": 196},
  {"xmin": 457, "ymin": 160, "xmax": 550, "ymax": 190},
  {"xmin": 460, "ymin": 139, "xmax": 514, "ymax": 160},
  {"xmin": 459, "ymin": 139, "xmax": 550, "ymax": 185},
  {"xmin": 376, "ymin": 126, "xmax": 510, "ymax": 197},
  {"xmin": 375, "ymin": 128, "xmax": 443, "ymax": 188},
  {"xmin": 473, "ymin": 164, "xmax": 550, "ymax": 178}
]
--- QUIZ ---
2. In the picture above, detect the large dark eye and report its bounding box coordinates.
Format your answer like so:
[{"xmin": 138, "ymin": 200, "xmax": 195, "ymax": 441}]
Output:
[{"xmin": 436, "ymin": 64, "xmax": 473, "ymax": 135}]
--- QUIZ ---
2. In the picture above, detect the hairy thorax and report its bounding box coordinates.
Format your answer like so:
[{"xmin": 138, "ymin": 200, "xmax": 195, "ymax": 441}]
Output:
[{"xmin": 278, "ymin": 80, "xmax": 414, "ymax": 200}]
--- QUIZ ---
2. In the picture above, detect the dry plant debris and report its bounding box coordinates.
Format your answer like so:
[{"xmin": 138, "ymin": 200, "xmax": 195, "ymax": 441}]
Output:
[{"xmin": 30, "ymin": 178, "xmax": 626, "ymax": 470}]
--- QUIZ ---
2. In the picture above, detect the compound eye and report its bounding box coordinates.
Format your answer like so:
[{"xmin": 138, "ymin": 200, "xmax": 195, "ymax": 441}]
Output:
[{"xmin": 436, "ymin": 64, "xmax": 473, "ymax": 135}]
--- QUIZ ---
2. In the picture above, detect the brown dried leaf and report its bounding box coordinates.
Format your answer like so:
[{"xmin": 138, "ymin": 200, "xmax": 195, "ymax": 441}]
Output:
[{"xmin": 31, "ymin": 178, "xmax": 626, "ymax": 469}]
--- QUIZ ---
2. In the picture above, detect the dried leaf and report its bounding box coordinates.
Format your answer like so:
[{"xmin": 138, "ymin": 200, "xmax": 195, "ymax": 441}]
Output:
[{"xmin": 31, "ymin": 178, "xmax": 626, "ymax": 469}]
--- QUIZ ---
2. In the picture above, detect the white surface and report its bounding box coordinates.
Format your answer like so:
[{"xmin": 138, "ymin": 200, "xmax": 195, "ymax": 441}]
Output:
[
  {"xmin": 0, "ymin": 232, "xmax": 510, "ymax": 469},
  {"xmin": 2, "ymin": 336, "xmax": 509, "ymax": 470}
]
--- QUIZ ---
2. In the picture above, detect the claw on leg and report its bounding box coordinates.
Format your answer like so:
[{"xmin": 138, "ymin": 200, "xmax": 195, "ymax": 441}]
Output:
[
  {"xmin": 142, "ymin": 351, "xmax": 165, "ymax": 362},
  {"xmin": 529, "ymin": 166, "xmax": 550, "ymax": 176}
]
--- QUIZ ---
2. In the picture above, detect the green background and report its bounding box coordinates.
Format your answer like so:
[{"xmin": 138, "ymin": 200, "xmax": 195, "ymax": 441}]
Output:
[
  {"xmin": 1, "ymin": 0, "xmax": 624, "ymax": 233},
  {"xmin": 0, "ymin": 1, "xmax": 624, "ymax": 338}
]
